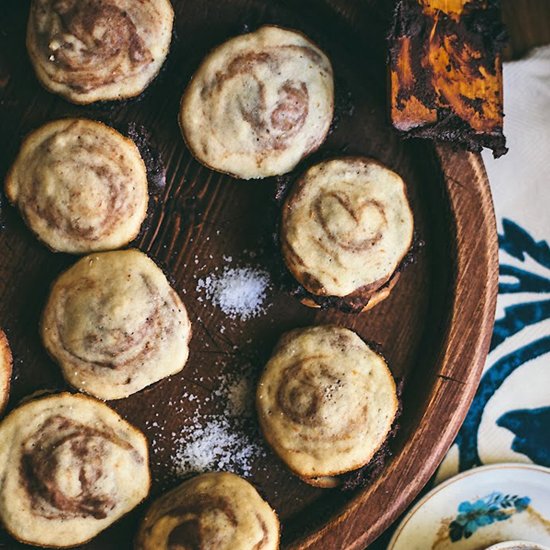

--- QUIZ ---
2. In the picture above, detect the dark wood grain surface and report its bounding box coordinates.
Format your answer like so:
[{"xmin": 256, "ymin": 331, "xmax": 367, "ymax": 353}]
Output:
[
  {"xmin": 502, "ymin": 0, "xmax": 550, "ymax": 60},
  {"xmin": 0, "ymin": 1, "xmax": 499, "ymax": 549}
]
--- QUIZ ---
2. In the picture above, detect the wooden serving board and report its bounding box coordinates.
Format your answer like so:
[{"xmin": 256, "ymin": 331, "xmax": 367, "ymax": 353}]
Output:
[{"xmin": 0, "ymin": 0, "xmax": 498, "ymax": 548}]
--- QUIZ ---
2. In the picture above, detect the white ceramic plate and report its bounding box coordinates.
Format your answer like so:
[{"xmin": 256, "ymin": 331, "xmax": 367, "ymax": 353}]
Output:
[{"xmin": 388, "ymin": 464, "xmax": 550, "ymax": 550}]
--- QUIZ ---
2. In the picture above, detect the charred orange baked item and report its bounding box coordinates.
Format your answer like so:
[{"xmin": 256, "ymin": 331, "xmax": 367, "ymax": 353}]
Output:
[{"xmin": 389, "ymin": 0, "xmax": 507, "ymax": 157}]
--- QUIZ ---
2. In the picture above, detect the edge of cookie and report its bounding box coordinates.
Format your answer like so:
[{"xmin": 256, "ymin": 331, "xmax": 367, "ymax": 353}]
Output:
[{"xmin": 0, "ymin": 330, "xmax": 12, "ymax": 416}]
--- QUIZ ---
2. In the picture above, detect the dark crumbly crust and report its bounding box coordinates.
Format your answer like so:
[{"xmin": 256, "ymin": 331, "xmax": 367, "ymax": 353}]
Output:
[
  {"xmin": 299, "ymin": 378, "xmax": 404, "ymax": 490},
  {"xmin": 340, "ymin": 378, "xmax": 404, "ymax": 491},
  {"xmin": 287, "ymin": 234, "xmax": 423, "ymax": 313},
  {"xmin": 389, "ymin": 0, "xmax": 507, "ymax": 158}
]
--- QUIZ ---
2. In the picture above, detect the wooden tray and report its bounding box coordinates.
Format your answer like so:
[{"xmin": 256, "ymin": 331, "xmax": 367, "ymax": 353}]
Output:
[{"xmin": 0, "ymin": 0, "xmax": 499, "ymax": 548}]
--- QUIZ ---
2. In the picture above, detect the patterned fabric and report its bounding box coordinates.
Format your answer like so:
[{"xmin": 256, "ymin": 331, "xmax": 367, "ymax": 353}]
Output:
[{"xmin": 437, "ymin": 46, "xmax": 550, "ymax": 482}]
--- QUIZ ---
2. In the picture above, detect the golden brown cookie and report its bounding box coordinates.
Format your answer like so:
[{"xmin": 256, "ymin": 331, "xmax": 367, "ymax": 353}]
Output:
[
  {"xmin": 281, "ymin": 157, "xmax": 414, "ymax": 312},
  {"xmin": 5, "ymin": 118, "xmax": 148, "ymax": 254},
  {"xmin": 0, "ymin": 330, "xmax": 12, "ymax": 415},
  {"xmin": 180, "ymin": 25, "xmax": 333, "ymax": 179},
  {"xmin": 41, "ymin": 249, "xmax": 192, "ymax": 400},
  {"xmin": 135, "ymin": 472, "xmax": 279, "ymax": 550},
  {"xmin": 256, "ymin": 325, "xmax": 398, "ymax": 486},
  {"xmin": 27, "ymin": 0, "xmax": 174, "ymax": 104},
  {"xmin": 0, "ymin": 392, "xmax": 150, "ymax": 547}
]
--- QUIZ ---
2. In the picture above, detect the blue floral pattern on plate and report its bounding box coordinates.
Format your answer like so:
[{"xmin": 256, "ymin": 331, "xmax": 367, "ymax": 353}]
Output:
[{"xmin": 449, "ymin": 492, "xmax": 531, "ymax": 542}]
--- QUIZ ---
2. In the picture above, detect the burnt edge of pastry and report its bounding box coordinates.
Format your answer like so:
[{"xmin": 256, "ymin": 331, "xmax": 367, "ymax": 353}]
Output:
[
  {"xmin": 297, "ymin": 375, "xmax": 403, "ymax": 490},
  {"xmin": 388, "ymin": 0, "xmax": 508, "ymax": 158},
  {"xmin": 272, "ymin": 172, "xmax": 422, "ymax": 313},
  {"xmin": 339, "ymin": 376, "xmax": 403, "ymax": 491},
  {"xmin": 109, "ymin": 121, "xmax": 166, "ymax": 251}
]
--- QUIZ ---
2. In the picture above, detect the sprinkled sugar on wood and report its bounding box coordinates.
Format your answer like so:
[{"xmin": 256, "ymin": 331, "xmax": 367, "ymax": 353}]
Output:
[
  {"xmin": 196, "ymin": 265, "xmax": 271, "ymax": 321},
  {"xmin": 170, "ymin": 363, "xmax": 265, "ymax": 478}
]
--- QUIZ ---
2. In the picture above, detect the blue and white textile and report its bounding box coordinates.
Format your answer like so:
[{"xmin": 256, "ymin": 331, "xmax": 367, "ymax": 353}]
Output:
[{"xmin": 437, "ymin": 46, "xmax": 550, "ymax": 482}]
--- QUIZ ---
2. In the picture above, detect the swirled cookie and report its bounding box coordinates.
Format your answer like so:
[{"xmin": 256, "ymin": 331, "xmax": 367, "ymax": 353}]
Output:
[
  {"xmin": 256, "ymin": 325, "xmax": 398, "ymax": 487},
  {"xmin": 0, "ymin": 392, "xmax": 150, "ymax": 547},
  {"xmin": 180, "ymin": 25, "xmax": 334, "ymax": 179},
  {"xmin": 0, "ymin": 330, "xmax": 12, "ymax": 415},
  {"xmin": 26, "ymin": 0, "xmax": 174, "ymax": 104},
  {"xmin": 135, "ymin": 472, "xmax": 279, "ymax": 550},
  {"xmin": 5, "ymin": 119, "xmax": 148, "ymax": 254},
  {"xmin": 281, "ymin": 157, "xmax": 414, "ymax": 312},
  {"xmin": 41, "ymin": 249, "xmax": 192, "ymax": 400}
]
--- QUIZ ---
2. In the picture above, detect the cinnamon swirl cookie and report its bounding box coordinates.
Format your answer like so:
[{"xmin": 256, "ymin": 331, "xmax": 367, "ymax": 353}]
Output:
[
  {"xmin": 281, "ymin": 157, "xmax": 414, "ymax": 312},
  {"xmin": 256, "ymin": 325, "xmax": 398, "ymax": 487},
  {"xmin": 26, "ymin": 0, "xmax": 174, "ymax": 104},
  {"xmin": 0, "ymin": 392, "xmax": 149, "ymax": 547},
  {"xmin": 0, "ymin": 330, "xmax": 12, "ymax": 415},
  {"xmin": 5, "ymin": 118, "xmax": 148, "ymax": 254},
  {"xmin": 41, "ymin": 249, "xmax": 191, "ymax": 400},
  {"xmin": 180, "ymin": 25, "xmax": 334, "ymax": 179},
  {"xmin": 135, "ymin": 472, "xmax": 279, "ymax": 550}
]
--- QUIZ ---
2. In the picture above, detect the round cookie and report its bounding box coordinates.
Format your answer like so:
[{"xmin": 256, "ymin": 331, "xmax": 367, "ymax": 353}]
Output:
[
  {"xmin": 0, "ymin": 392, "xmax": 150, "ymax": 548},
  {"xmin": 180, "ymin": 25, "xmax": 334, "ymax": 179},
  {"xmin": 26, "ymin": 0, "xmax": 174, "ymax": 104},
  {"xmin": 5, "ymin": 118, "xmax": 148, "ymax": 254},
  {"xmin": 0, "ymin": 330, "xmax": 12, "ymax": 415},
  {"xmin": 41, "ymin": 249, "xmax": 192, "ymax": 400},
  {"xmin": 256, "ymin": 325, "xmax": 398, "ymax": 486},
  {"xmin": 135, "ymin": 472, "xmax": 279, "ymax": 550},
  {"xmin": 281, "ymin": 157, "xmax": 414, "ymax": 311}
]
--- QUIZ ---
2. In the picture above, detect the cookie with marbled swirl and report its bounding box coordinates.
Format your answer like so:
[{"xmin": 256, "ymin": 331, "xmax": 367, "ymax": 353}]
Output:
[
  {"xmin": 0, "ymin": 392, "xmax": 149, "ymax": 548},
  {"xmin": 26, "ymin": 0, "xmax": 173, "ymax": 104},
  {"xmin": 256, "ymin": 325, "xmax": 398, "ymax": 487},
  {"xmin": 281, "ymin": 157, "xmax": 414, "ymax": 312},
  {"xmin": 135, "ymin": 472, "xmax": 279, "ymax": 550},
  {"xmin": 41, "ymin": 249, "xmax": 192, "ymax": 400},
  {"xmin": 0, "ymin": 330, "xmax": 12, "ymax": 416},
  {"xmin": 5, "ymin": 119, "xmax": 148, "ymax": 254},
  {"xmin": 180, "ymin": 25, "xmax": 334, "ymax": 179}
]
